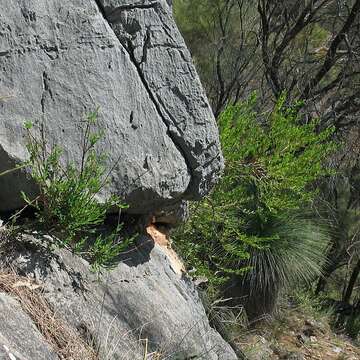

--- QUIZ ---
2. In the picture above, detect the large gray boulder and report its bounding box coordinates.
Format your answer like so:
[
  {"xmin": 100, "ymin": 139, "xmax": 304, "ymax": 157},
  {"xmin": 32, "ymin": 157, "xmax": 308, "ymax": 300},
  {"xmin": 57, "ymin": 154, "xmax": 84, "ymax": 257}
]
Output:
[
  {"xmin": 1, "ymin": 233, "xmax": 238, "ymax": 359},
  {"xmin": 0, "ymin": 0, "xmax": 223, "ymax": 213}
]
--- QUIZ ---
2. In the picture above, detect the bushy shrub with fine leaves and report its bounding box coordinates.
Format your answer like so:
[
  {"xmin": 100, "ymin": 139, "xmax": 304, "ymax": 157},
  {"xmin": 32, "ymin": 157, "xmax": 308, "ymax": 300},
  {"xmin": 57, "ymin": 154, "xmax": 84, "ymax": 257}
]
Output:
[
  {"xmin": 22, "ymin": 111, "xmax": 132, "ymax": 271},
  {"xmin": 173, "ymin": 94, "xmax": 336, "ymax": 315}
]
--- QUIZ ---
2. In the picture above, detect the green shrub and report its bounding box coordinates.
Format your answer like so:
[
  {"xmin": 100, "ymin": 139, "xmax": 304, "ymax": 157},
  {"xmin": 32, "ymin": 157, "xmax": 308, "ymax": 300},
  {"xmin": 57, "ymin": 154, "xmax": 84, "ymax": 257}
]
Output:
[
  {"xmin": 173, "ymin": 93, "xmax": 336, "ymax": 315},
  {"xmin": 345, "ymin": 313, "xmax": 360, "ymax": 340},
  {"xmin": 22, "ymin": 111, "xmax": 132, "ymax": 270},
  {"xmin": 237, "ymin": 216, "xmax": 330, "ymax": 318}
]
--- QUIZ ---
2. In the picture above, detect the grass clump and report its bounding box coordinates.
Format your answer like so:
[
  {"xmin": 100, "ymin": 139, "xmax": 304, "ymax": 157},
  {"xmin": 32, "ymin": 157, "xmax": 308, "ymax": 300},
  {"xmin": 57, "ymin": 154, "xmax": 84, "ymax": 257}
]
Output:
[
  {"xmin": 20, "ymin": 110, "xmax": 132, "ymax": 271},
  {"xmin": 0, "ymin": 271, "xmax": 97, "ymax": 359}
]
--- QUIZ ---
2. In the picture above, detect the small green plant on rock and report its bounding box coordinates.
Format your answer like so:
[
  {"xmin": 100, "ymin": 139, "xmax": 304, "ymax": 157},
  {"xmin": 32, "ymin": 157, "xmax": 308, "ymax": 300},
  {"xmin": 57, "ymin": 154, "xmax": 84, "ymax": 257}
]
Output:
[{"xmin": 22, "ymin": 110, "xmax": 132, "ymax": 270}]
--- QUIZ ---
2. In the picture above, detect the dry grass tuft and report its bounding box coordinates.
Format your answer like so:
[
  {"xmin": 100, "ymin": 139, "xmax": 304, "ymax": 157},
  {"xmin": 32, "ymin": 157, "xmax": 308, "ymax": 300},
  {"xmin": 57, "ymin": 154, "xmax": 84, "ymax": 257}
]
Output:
[
  {"xmin": 0, "ymin": 271, "xmax": 97, "ymax": 360},
  {"xmin": 0, "ymin": 94, "xmax": 15, "ymax": 102}
]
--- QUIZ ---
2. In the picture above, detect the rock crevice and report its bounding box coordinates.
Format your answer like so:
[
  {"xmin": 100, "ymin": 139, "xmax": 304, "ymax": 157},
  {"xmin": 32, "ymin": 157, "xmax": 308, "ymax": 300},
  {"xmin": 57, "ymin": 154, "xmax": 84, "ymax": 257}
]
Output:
[{"xmin": 94, "ymin": 0, "xmax": 223, "ymax": 200}]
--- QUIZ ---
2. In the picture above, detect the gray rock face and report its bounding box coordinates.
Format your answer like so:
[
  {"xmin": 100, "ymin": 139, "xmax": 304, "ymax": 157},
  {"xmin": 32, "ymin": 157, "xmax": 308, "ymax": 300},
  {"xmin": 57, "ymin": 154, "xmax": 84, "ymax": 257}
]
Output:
[
  {"xmin": 0, "ymin": 0, "xmax": 223, "ymax": 213},
  {"xmin": 2, "ymin": 233, "xmax": 237, "ymax": 359},
  {"xmin": 0, "ymin": 293, "xmax": 58, "ymax": 360}
]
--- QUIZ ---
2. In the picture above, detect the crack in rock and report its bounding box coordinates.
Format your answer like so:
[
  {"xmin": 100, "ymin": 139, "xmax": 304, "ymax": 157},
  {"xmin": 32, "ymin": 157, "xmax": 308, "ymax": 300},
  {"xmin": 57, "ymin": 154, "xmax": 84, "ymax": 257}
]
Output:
[
  {"xmin": 40, "ymin": 71, "xmax": 53, "ymax": 114},
  {"xmin": 92, "ymin": 0, "xmax": 224, "ymax": 200},
  {"xmin": 124, "ymin": 37, "xmax": 196, "ymax": 190},
  {"xmin": 105, "ymin": 1, "xmax": 160, "ymax": 20},
  {"xmin": 93, "ymin": 0, "xmax": 196, "ymax": 194}
]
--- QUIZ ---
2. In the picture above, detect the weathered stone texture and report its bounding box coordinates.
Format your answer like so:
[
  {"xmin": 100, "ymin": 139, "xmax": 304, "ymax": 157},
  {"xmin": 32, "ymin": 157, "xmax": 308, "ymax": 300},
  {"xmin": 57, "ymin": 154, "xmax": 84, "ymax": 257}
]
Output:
[
  {"xmin": 0, "ymin": 293, "xmax": 58, "ymax": 360},
  {"xmin": 0, "ymin": 0, "xmax": 223, "ymax": 213},
  {"xmin": 2, "ymin": 234, "xmax": 237, "ymax": 359}
]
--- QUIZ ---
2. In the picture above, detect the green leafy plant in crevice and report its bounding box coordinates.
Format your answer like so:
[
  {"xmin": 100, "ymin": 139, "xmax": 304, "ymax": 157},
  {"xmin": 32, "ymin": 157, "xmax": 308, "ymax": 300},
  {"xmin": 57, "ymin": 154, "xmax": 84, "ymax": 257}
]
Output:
[
  {"xmin": 173, "ymin": 93, "xmax": 337, "ymax": 318},
  {"xmin": 21, "ymin": 110, "xmax": 133, "ymax": 271}
]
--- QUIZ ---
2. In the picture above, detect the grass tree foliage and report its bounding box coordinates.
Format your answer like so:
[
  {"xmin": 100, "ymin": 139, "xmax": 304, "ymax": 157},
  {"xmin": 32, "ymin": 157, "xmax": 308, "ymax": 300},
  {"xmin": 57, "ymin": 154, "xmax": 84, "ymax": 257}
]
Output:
[
  {"xmin": 21, "ymin": 111, "xmax": 132, "ymax": 271},
  {"xmin": 173, "ymin": 94, "xmax": 336, "ymax": 318}
]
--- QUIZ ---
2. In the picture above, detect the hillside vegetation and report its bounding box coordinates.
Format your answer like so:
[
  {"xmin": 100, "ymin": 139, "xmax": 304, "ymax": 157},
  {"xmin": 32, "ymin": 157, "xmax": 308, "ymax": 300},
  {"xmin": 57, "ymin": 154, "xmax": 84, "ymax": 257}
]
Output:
[{"xmin": 173, "ymin": 0, "xmax": 360, "ymax": 356}]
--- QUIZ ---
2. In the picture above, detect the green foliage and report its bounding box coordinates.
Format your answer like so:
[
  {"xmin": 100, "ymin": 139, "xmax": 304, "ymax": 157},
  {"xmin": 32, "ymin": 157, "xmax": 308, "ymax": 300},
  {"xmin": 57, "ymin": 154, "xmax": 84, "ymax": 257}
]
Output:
[
  {"xmin": 174, "ymin": 0, "xmax": 218, "ymax": 77},
  {"xmin": 243, "ymin": 216, "xmax": 329, "ymax": 293},
  {"xmin": 173, "ymin": 0, "xmax": 259, "ymax": 111},
  {"xmin": 233, "ymin": 215, "xmax": 331, "ymax": 319},
  {"xmin": 290, "ymin": 289, "xmax": 325, "ymax": 312},
  {"xmin": 174, "ymin": 94, "xmax": 336, "ymax": 290},
  {"xmin": 345, "ymin": 313, "xmax": 360, "ymax": 340},
  {"xmin": 23, "ymin": 111, "xmax": 132, "ymax": 270}
]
